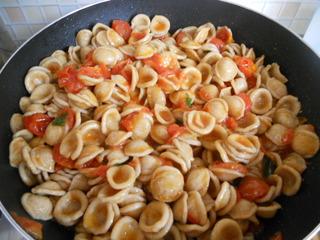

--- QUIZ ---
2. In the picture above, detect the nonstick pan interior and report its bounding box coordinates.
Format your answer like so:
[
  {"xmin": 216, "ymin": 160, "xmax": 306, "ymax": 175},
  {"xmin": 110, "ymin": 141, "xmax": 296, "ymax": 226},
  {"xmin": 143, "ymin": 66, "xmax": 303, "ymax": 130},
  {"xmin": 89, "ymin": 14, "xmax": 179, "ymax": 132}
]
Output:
[{"xmin": 0, "ymin": 0, "xmax": 320, "ymax": 239}]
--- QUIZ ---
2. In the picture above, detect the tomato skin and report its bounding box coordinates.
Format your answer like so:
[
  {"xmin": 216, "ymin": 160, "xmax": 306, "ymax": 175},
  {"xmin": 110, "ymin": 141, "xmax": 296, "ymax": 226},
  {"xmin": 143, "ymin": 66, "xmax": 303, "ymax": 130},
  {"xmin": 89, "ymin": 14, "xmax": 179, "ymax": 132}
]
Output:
[
  {"xmin": 236, "ymin": 189, "xmax": 242, "ymax": 202},
  {"xmin": 216, "ymin": 27, "xmax": 233, "ymax": 43},
  {"xmin": 159, "ymin": 157, "xmax": 173, "ymax": 166},
  {"xmin": 57, "ymin": 107, "xmax": 75, "ymax": 128},
  {"xmin": 225, "ymin": 117, "xmax": 238, "ymax": 131},
  {"xmin": 79, "ymin": 165, "xmax": 108, "ymax": 178},
  {"xmin": 209, "ymin": 37, "xmax": 225, "ymax": 51},
  {"xmin": 78, "ymin": 66, "xmax": 102, "ymax": 78},
  {"xmin": 166, "ymin": 124, "xmax": 187, "ymax": 143},
  {"xmin": 143, "ymin": 53, "xmax": 167, "ymax": 73},
  {"xmin": 111, "ymin": 59, "xmax": 132, "ymax": 75},
  {"xmin": 112, "ymin": 20, "xmax": 132, "ymax": 41},
  {"xmin": 282, "ymin": 128, "xmax": 294, "ymax": 145},
  {"xmin": 238, "ymin": 176, "xmax": 270, "ymax": 201},
  {"xmin": 198, "ymin": 86, "xmax": 213, "ymax": 101},
  {"xmin": 270, "ymin": 232, "xmax": 283, "ymax": 240},
  {"xmin": 84, "ymin": 50, "xmax": 95, "ymax": 66},
  {"xmin": 187, "ymin": 213, "xmax": 199, "ymax": 225},
  {"xmin": 238, "ymin": 92, "xmax": 252, "ymax": 112},
  {"xmin": 120, "ymin": 112, "xmax": 139, "ymax": 132},
  {"xmin": 247, "ymin": 76, "xmax": 257, "ymax": 89},
  {"xmin": 211, "ymin": 161, "xmax": 249, "ymax": 175},
  {"xmin": 57, "ymin": 65, "xmax": 85, "ymax": 94},
  {"xmin": 23, "ymin": 113, "xmax": 53, "ymax": 137},
  {"xmin": 12, "ymin": 212, "xmax": 43, "ymax": 240},
  {"xmin": 175, "ymin": 31, "xmax": 187, "ymax": 45},
  {"xmin": 234, "ymin": 56, "xmax": 257, "ymax": 78},
  {"xmin": 53, "ymin": 144, "xmax": 75, "ymax": 169},
  {"xmin": 79, "ymin": 158, "xmax": 101, "ymax": 168},
  {"xmin": 131, "ymin": 31, "xmax": 146, "ymax": 41},
  {"xmin": 99, "ymin": 64, "xmax": 111, "ymax": 79}
]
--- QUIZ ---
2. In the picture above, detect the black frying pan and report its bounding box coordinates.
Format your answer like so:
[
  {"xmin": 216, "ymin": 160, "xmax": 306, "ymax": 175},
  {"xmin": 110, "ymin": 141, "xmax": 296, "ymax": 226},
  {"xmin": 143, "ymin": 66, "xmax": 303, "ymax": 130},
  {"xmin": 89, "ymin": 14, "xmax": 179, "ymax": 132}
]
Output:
[{"xmin": 0, "ymin": 0, "xmax": 320, "ymax": 239}]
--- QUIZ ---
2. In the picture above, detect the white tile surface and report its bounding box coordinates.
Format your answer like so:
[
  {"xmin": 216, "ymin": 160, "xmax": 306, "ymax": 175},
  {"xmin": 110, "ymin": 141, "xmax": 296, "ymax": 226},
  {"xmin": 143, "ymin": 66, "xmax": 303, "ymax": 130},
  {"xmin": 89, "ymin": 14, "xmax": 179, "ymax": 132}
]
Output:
[
  {"xmin": 263, "ymin": 2, "xmax": 284, "ymax": 18},
  {"xmin": 42, "ymin": 5, "xmax": 60, "ymax": 22},
  {"xmin": 30, "ymin": 23, "xmax": 46, "ymax": 34},
  {"xmin": 0, "ymin": 0, "xmax": 18, "ymax": 7},
  {"xmin": 0, "ymin": 0, "xmax": 319, "ymax": 66},
  {"xmin": 4, "ymin": 7, "xmax": 25, "ymax": 23},
  {"xmin": 23, "ymin": 6, "xmax": 43, "ymax": 22},
  {"xmin": 278, "ymin": 19, "xmax": 293, "ymax": 26},
  {"xmin": 59, "ymin": 5, "xmax": 79, "ymax": 15},
  {"xmin": 17, "ymin": 0, "xmax": 38, "ymax": 5},
  {"xmin": 279, "ymin": 2, "xmax": 300, "ymax": 18},
  {"xmin": 12, "ymin": 24, "xmax": 31, "ymax": 40},
  {"xmin": 290, "ymin": 18, "xmax": 310, "ymax": 33},
  {"xmin": 296, "ymin": 2, "xmax": 319, "ymax": 17}
]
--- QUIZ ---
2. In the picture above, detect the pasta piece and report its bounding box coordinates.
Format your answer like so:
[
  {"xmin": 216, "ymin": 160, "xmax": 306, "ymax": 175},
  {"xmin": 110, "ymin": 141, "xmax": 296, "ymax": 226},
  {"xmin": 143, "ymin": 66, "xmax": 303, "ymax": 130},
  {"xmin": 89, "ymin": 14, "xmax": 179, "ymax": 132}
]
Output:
[
  {"xmin": 181, "ymin": 67, "xmax": 202, "ymax": 90},
  {"xmin": 185, "ymin": 168, "xmax": 210, "ymax": 196},
  {"xmin": 83, "ymin": 198, "xmax": 117, "ymax": 235},
  {"xmin": 40, "ymin": 56, "xmax": 63, "ymax": 74},
  {"xmin": 154, "ymin": 104, "xmax": 175, "ymax": 125},
  {"xmin": 174, "ymin": 191, "xmax": 210, "ymax": 237},
  {"xmin": 276, "ymin": 95, "xmax": 301, "ymax": 115},
  {"xmin": 203, "ymin": 98, "xmax": 228, "ymax": 123},
  {"xmin": 249, "ymin": 88, "xmax": 273, "ymax": 115},
  {"xmin": 111, "ymin": 216, "xmax": 144, "ymax": 240},
  {"xmin": 106, "ymin": 165, "xmax": 136, "ymax": 190},
  {"xmin": 184, "ymin": 110, "xmax": 216, "ymax": 135},
  {"xmin": 43, "ymin": 123, "xmax": 65, "ymax": 146},
  {"xmin": 256, "ymin": 201, "xmax": 281, "ymax": 219},
  {"xmin": 31, "ymin": 180, "xmax": 65, "ymax": 197},
  {"xmin": 76, "ymin": 29, "xmax": 92, "ymax": 47},
  {"xmin": 224, "ymin": 96, "xmax": 245, "ymax": 120},
  {"xmin": 24, "ymin": 67, "xmax": 52, "ymax": 93},
  {"xmin": 147, "ymin": 86, "xmax": 166, "ymax": 107},
  {"xmin": 76, "ymin": 145, "xmax": 104, "ymax": 167},
  {"xmin": 53, "ymin": 190, "xmax": 88, "ymax": 226},
  {"xmin": 150, "ymin": 166, "xmax": 184, "ymax": 202},
  {"xmin": 291, "ymin": 128, "xmax": 319, "ymax": 158},
  {"xmin": 273, "ymin": 108, "xmax": 299, "ymax": 128},
  {"xmin": 131, "ymin": 14, "xmax": 150, "ymax": 29},
  {"xmin": 105, "ymin": 130, "xmax": 132, "ymax": 147},
  {"xmin": 124, "ymin": 139, "xmax": 153, "ymax": 157},
  {"xmin": 214, "ymin": 57, "xmax": 238, "ymax": 82},
  {"xmin": 60, "ymin": 130, "xmax": 84, "ymax": 160},
  {"xmin": 283, "ymin": 153, "xmax": 306, "ymax": 173},
  {"xmin": 139, "ymin": 201, "xmax": 173, "ymax": 239},
  {"xmin": 18, "ymin": 162, "xmax": 38, "ymax": 187},
  {"xmin": 165, "ymin": 225, "xmax": 187, "ymax": 240},
  {"xmin": 21, "ymin": 193, "xmax": 53, "ymax": 221},
  {"xmin": 229, "ymin": 199, "xmax": 257, "ymax": 219},
  {"xmin": 200, "ymin": 125, "xmax": 228, "ymax": 151},
  {"xmin": 30, "ymin": 145, "xmax": 56, "ymax": 173},
  {"xmin": 275, "ymin": 165, "xmax": 302, "ymax": 196},
  {"xmin": 117, "ymin": 187, "xmax": 146, "ymax": 219},
  {"xmin": 9, "ymin": 137, "xmax": 28, "ymax": 168},
  {"xmin": 210, "ymin": 218, "xmax": 243, "ymax": 240}
]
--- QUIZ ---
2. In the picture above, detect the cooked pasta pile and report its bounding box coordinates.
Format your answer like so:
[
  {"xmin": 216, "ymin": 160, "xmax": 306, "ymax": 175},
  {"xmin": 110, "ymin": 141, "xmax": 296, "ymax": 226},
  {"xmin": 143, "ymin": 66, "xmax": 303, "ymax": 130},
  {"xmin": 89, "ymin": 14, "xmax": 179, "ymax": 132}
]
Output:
[{"xmin": 9, "ymin": 13, "xmax": 320, "ymax": 240}]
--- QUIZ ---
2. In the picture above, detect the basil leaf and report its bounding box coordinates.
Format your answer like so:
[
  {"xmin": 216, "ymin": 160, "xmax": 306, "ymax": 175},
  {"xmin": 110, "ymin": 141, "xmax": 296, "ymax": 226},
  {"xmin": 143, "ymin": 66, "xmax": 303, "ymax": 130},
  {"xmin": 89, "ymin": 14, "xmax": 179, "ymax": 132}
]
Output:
[
  {"xmin": 52, "ymin": 112, "xmax": 67, "ymax": 126},
  {"xmin": 186, "ymin": 95, "xmax": 193, "ymax": 107},
  {"xmin": 262, "ymin": 156, "xmax": 276, "ymax": 178}
]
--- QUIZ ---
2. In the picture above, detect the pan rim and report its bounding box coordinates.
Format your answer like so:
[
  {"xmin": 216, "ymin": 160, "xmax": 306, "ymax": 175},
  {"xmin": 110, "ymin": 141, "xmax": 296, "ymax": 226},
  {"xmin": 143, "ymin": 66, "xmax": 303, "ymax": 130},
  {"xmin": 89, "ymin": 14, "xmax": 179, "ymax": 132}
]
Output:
[{"xmin": 0, "ymin": 0, "xmax": 319, "ymax": 239}]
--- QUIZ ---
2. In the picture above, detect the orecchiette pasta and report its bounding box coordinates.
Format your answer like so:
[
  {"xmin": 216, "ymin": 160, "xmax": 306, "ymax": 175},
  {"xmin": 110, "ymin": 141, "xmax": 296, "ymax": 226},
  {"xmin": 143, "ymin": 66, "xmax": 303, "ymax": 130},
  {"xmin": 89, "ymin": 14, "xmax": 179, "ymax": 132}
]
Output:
[{"xmin": 9, "ymin": 14, "xmax": 319, "ymax": 240}]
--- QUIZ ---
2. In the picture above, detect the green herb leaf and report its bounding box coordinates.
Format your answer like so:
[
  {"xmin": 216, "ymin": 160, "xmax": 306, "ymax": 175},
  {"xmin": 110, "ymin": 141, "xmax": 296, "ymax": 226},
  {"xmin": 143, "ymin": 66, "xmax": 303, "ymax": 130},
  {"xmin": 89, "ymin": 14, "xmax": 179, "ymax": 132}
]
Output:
[
  {"xmin": 52, "ymin": 112, "xmax": 67, "ymax": 126},
  {"xmin": 262, "ymin": 156, "xmax": 276, "ymax": 178},
  {"xmin": 186, "ymin": 95, "xmax": 193, "ymax": 107}
]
